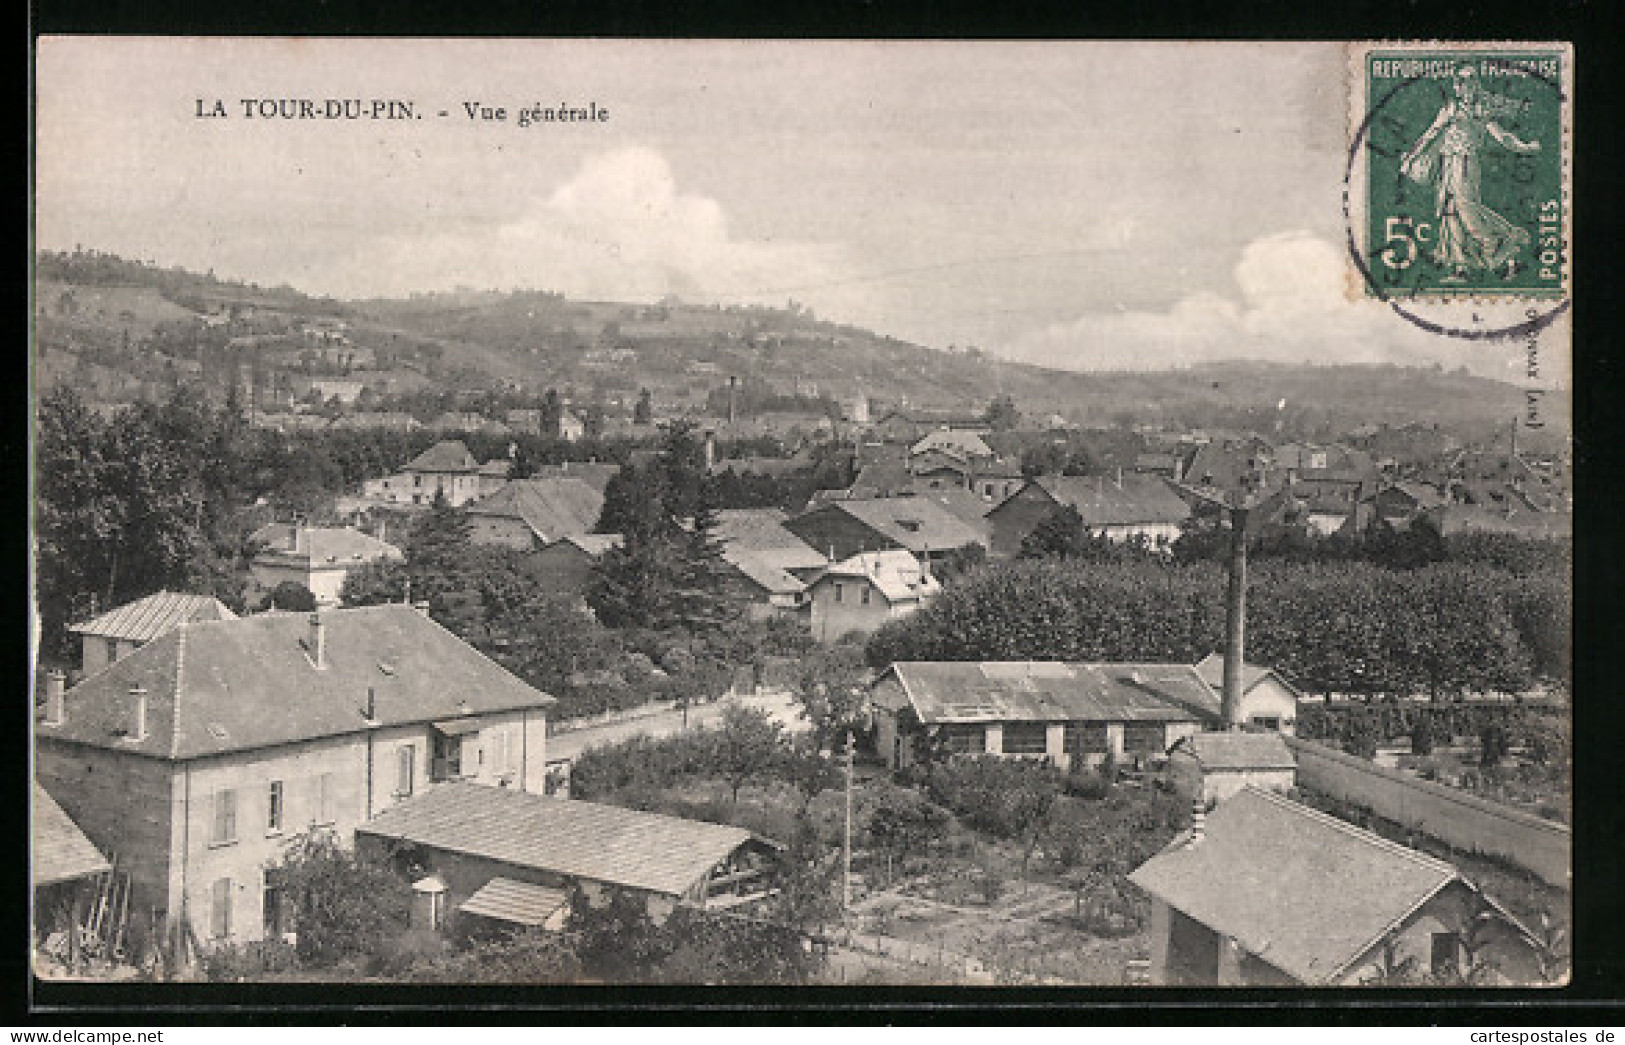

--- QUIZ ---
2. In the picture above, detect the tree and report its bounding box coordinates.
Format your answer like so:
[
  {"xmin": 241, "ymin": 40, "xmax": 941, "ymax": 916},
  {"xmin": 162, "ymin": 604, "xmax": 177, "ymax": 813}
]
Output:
[
  {"xmin": 935, "ymin": 542, "xmax": 987, "ymax": 582},
  {"xmin": 266, "ymin": 581, "xmax": 317, "ymax": 612},
  {"xmin": 983, "ymin": 394, "xmax": 1021, "ymax": 432},
  {"xmin": 270, "ymin": 832, "xmax": 409, "ymax": 967},
  {"xmin": 793, "ymin": 644, "xmax": 871, "ymax": 753},
  {"xmin": 864, "ymin": 785, "xmax": 951, "ymax": 885},
  {"xmin": 780, "ymin": 737, "xmax": 841, "ymax": 816},
  {"xmin": 711, "ymin": 704, "xmax": 787, "ymax": 803}
]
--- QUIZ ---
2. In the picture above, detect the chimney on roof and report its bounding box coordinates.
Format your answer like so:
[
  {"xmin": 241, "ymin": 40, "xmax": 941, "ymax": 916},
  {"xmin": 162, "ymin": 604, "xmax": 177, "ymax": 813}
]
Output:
[
  {"xmin": 130, "ymin": 685, "xmax": 148, "ymax": 741},
  {"xmin": 365, "ymin": 685, "xmax": 377, "ymax": 722},
  {"xmin": 705, "ymin": 429, "xmax": 716, "ymax": 472},
  {"xmin": 727, "ymin": 375, "xmax": 738, "ymax": 426},
  {"xmin": 308, "ymin": 613, "xmax": 327, "ymax": 669},
  {"xmin": 1185, "ymin": 796, "xmax": 1206, "ymax": 848},
  {"xmin": 1115, "ymin": 466, "xmax": 1123, "ymax": 490},
  {"xmin": 413, "ymin": 600, "xmax": 431, "ymax": 617},
  {"xmin": 44, "ymin": 670, "xmax": 66, "ymax": 726}
]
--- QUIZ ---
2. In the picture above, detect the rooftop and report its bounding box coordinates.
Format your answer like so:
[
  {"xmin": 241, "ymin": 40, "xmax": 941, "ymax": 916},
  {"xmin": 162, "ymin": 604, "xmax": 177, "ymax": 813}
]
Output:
[
  {"xmin": 405, "ymin": 440, "xmax": 480, "ymax": 473},
  {"xmin": 793, "ymin": 497, "xmax": 986, "ymax": 555},
  {"xmin": 358, "ymin": 781, "xmax": 765, "ymax": 898},
  {"xmin": 1128, "ymin": 787, "xmax": 1461, "ymax": 984},
  {"xmin": 1012, "ymin": 475, "xmax": 1192, "ymax": 526},
  {"xmin": 815, "ymin": 550, "xmax": 941, "ymax": 604},
  {"xmin": 250, "ymin": 524, "xmax": 404, "ymax": 567},
  {"xmin": 33, "ymin": 782, "xmax": 111, "ymax": 887},
  {"xmin": 1192, "ymin": 653, "xmax": 1302, "ymax": 699},
  {"xmin": 465, "ymin": 477, "xmax": 605, "ymax": 543},
  {"xmin": 881, "ymin": 661, "xmax": 1221, "ymax": 724},
  {"xmin": 38, "ymin": 605, "xmax": 554, "ymax": 760},
  {"xmin": 1171, "ymin": 730, "xmax": 1297, "ymax": 771},
  {"xmin": 69, "ymin": 590, "xmax": 238, "ymax": 644}
]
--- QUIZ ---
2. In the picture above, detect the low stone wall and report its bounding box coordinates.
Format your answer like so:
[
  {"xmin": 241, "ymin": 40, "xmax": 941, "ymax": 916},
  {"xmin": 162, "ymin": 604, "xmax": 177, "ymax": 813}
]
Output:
[{"xmin": 1283, "ymin": 735, "xmax": 1569, "ymax": 888}]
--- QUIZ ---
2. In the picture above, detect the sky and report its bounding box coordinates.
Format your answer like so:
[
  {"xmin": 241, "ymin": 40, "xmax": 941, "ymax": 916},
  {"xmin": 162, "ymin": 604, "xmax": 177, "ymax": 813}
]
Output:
[{"xmin": 34, "ymin": 38, "xmax": 1567, "ymax": 385}]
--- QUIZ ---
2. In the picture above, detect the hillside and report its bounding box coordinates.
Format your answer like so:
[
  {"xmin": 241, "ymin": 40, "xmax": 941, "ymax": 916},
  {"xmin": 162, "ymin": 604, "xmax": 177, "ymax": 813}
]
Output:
[{"xmin": 32, "ymin": 249, "xmax": 1565, "ymax": 446}]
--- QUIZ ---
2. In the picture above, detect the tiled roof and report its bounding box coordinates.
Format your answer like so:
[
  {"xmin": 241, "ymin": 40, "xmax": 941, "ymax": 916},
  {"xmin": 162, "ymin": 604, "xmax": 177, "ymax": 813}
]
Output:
[
  {"xmin": 546, "ymin": 532, "xmax": 623, "ymax": 557},
  {"xmin": 882, "ymin": 661, "xmax": 1220, "ymax": 725},
  {"xmin": 1171, "ymin": 731, "xmax": 1297, "ymax": 771},
  {"xmin": 32, "ymin": 782, "xmax": 110, "ymax": 886},
  {"xmin": 358, "ymin": 782, "xmax": 762, "ymax": 898},
  {"xmin": 459, "ymin": 877, "xmax": 569, "ymax": 927},
  {"xmin": 723, "ymin": 548, "xmax": 814, "ymax": 596},
  {"xmin": 69, "ymin": 590, "xmax": 238, "ymax": 643},
  {"xmin": 405, "ymin": 440, "xmax": 479, "ymax": 473},
  {"xmin": 796, "ymin": 498, "xmax": 987, "ymax": 554},
  {"xmin": 38, "ymin": 605, "xmax": 554, "ymax": 760},
  {"xmin": 1026, "ymin": 475, "xmax": 1192, "ymax": 526},
  {"xmin": 911, "ymin": 489, "xmax": 995, "ymax": 530},
  {"xmin": 1128, "ymin": 788, "xmax": 1461, "ymax": 984},
  {"xmin": 815, "ymin": 551, "xmax": 940, "ymax": 604},
  {"xmin": 466, "ymin": 478, "xmax": 605, "ymax": 543},
  {"xmin": 528, "ymin": 462, "xmax": 621, "ymax": 496},
  {"xmin": 250, "ymin": 525, "xmax": 404, "ymax": 567},
  {"xmin": 1192, "ymin": 654, "xmax": 1302, "ymax": 700},
  {"xmin": 910, "ymin": 430, "xmax": 994, "ymax": 459}
]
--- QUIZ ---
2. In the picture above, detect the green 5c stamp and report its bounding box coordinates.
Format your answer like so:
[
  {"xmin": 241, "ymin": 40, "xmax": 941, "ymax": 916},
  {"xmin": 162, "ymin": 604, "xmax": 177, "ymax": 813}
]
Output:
[{"xmin": 1349, "ymin": 43, "xmax": 1570, "ymax": 303}]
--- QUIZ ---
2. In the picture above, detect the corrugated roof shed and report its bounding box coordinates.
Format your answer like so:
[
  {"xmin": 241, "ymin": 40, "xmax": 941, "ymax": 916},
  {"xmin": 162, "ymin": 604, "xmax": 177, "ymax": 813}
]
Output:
[
  {"xmin": 466, "ymin": 477, "xmax": 605, "ymax": 543},
  {"xmin": 69, "ymin": 591, "xmax": 238, "ymax": 643},
  {"xmin": 884, "ymin": 661, "xmax": 1220, "ymax": 724},
  {"xmin": 32, "ymin": 782, "xmax": 111, "ymax": 887},
  {"xmin": 37, "ymin": 605, "xmax": 554, "ymax": 760},
  {"xmin": 1129, "ymin": 787, "xmax": 1461, "ymax": 984},
  {"xmin": 358, "ymin": 782, "xmax": 762, "ymax": 898},
  {"xmin": 1172, "ymin": 731, "xmax": 1297, "ymax": 771}
]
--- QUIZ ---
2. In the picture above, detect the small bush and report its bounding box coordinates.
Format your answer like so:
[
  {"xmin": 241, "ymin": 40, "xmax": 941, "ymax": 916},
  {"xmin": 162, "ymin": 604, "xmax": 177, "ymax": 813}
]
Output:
[{"xmin": 200, "ymin": 939, "xmax": 301, "ymax": 981}]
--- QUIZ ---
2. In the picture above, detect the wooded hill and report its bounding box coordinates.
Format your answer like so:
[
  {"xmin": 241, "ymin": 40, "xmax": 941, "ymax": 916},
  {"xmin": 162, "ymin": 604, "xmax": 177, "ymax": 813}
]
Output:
[{"xmin": 34, "ymin": 249, "xmax": 1565, "ymax": 445}]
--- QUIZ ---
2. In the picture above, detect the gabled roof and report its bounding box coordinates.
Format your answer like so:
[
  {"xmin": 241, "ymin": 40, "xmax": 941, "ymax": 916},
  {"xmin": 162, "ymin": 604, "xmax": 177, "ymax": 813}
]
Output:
[
  {"xmin": 722, "ymin": 548, "xmax": 812, "ymax": 596},
  {"xmin": 879, "ymin": 661, "xmax": 1219, "ymax": 724},
  {"xmin": 466, "ymin": 477, "xmax": 605, "ymax": 543},
  {"xmin": 357, "ymin": 781, "xmax": 765, "ymax": 898},
  {"xmin": 405, "ymin": 440, "xmax": 479, "ymax": 473},
  {"xmin": 1009, "ymin": 475, "xmax": 1192, "ymax": 527},
  {"xmin": 910, "ymin": 429, "xmax": 993, "ymax": 459},
  {"xmin": 33, "ymin": 782, "xmax": 110, "ymax": 887},
  {"xmin": 528, "ymin": 462, "xmax": 621, "ymax": 496},
  {"xmin": 38, "ymin": 605, "xmax": 554, "ymax": 760},
  {"xmin": 70, "ymin": 590, "xmax": 238, "ymax": 643},
  {"xmin": 712, "ymin": 509, "xmax": 813, "ymax": 553},
  {"xmin": 1129, "ymin": 788, "xmax": 1463, "ymax": 984},
  {"xmin": 912, "ymin": 488, "xmax": 995, "ymax": 530},
  {"xmin": 542, "ymin": 532, "xmax": 623, "ymax": 557},
  {"xmin": 250, "ymin": 525, "xmax": 404, "ymax": 567},
  {"xmin": 811, "ymin": 550, "xmax": 939, "ymax": 604},
  {"xmin": 793, "ymin": 497, "xmax": 986, "ymax": 554},
  {"xmin": 1170, "ymin": 731, "xmax": 1297, "ymax": 771},
  {"xmin": 1192, "ymin": 654, "xmax": 1304, "ymax": 702}
]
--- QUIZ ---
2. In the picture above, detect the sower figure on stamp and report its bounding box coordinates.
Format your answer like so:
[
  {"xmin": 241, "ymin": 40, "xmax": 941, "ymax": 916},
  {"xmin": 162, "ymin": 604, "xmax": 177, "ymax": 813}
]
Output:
[{"xmin": 1400, "ymin": 65, "xmax": 1541, "ymax": 283}]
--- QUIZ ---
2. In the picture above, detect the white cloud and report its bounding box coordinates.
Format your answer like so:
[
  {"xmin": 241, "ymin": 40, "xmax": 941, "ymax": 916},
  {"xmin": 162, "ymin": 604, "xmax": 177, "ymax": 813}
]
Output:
[
  {"xmin": 325, "ymin": 146, "xmax": 847, "ymax": 304},
  {"xmin": 997, "ymin": 231, "xmax": 1559, "ymax": 382}
]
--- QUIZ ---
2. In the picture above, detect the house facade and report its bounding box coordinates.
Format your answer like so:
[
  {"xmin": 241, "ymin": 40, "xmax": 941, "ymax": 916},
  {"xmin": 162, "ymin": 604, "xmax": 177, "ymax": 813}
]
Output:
[
  {"xmin": 1191, "ymin": 654, "xmax": 1302, "ymax": 733},
  {"xmin": 249, "ymin": 524, "xmax": 404, "ymax": 607},
  {"xmin": 464, "ymin": 477, "xmax": 605, "ymax": 551},
  {"xmin": 1165, "ymin": 731, "xmax": 1297, "ymax": 806},
  {"xmin": 1129, "ymin": 787, "xmax": 1544, "ymax": 985},
  {"xmin": 33, "ymin": 605, "xmax": 555, "ymax": 952},
  {"xmin": 984, "ymin": 475, "xmax": 1191, "ymax": 558},
  {"xmin": 870, "ymin": 660, "xmax": 1222, "ymax": 772},
  {"xmin": 363, "ymin": 440, "xmax": 486, "ymax": 507},
  {"xmin": 806, "ymin": 551, "xmax": 939, "ymax": 644}
]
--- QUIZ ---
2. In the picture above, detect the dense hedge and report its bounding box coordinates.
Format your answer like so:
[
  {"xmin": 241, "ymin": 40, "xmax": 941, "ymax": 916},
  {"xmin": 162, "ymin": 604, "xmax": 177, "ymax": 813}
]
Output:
[{"xmin": 868, "ymin": 560, "xmax": 1567, "ymax": 698}]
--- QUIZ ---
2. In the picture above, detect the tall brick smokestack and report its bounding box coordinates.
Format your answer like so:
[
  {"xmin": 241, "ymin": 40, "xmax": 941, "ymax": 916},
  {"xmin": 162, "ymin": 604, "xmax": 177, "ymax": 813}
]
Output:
[{"xmin": 1220, "ymin": 502, "xmax": 1249, "ymax": 730}]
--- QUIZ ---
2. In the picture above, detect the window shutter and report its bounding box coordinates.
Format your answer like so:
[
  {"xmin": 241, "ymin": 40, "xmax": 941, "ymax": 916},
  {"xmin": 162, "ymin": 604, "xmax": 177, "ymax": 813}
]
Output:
[{"xmin": 211, "ymin": 878, "xmax": 232, "ymax": 938}]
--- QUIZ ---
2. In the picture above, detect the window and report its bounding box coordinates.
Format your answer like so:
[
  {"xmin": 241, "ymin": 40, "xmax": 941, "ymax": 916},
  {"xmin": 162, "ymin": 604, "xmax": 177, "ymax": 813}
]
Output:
[
  {"xmin": 263, "ymin": 875, "xmax": 287, "ymax": 938},
  {"xmin": 944, "ymin": 724, "xmax": 986, "ymax": 754},
  {"xmin": 210, "ymin": 878, "xmax": 233, "ymax": 939},
  {"xmin": 1310, "ymin": 451, "xmax": 1328, "ymax": 470},
  {"xmin": 834, "ymin": 583, "xmax": 844, "ymax": 603},
  {"xmin": 1248, "ymin": 716, "xmax": 1282, "ymax": 732},
  {"xmin": 1002, "ymin": 722, "xmax": 1049, "ymax": 755},
  {"xmin": 397, "ymin": 745, "xmax": 415, "ymax": 796},
  {"xmin": 106, "ymin": 638, "xmax": 120, "ymax": 665},
  {"xmin": 211, "ymin": 789, "xmax": 238, "ymax": 845},
  {"xmin": 266, "ymin": 781, "xmax": 284, "ymax": 833},
  {"xmin": 861, "ymin": 585, "xmax": 872, "ymax": 605},
  {"xmin": 1065, "ymin": 722, "xmax": 1111, "ymax": 755},
  {"xmin": 313, "ymin": 772, "xmax": 335, "ymax": 826},
  {"xmin": 1430, "ymin": 932, "xmax": 1460, "ymax": 978},
  {"xmin": 1122, "ymin": 722, "xmax": 1166, "ymax": 755}
]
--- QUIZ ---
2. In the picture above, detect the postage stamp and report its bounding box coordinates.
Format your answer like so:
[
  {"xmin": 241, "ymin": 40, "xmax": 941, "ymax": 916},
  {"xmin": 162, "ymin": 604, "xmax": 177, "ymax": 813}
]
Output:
[{"xmin": 1348, "ymin": 42, "xmax": 1572, "ymax": 302}]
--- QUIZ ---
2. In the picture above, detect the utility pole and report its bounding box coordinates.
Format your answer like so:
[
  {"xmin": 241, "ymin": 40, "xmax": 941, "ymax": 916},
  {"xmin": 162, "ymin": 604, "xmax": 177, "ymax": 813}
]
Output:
[{"xmin": 843, "ymin": 727, "xmax": 855, "ymax": 929}]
